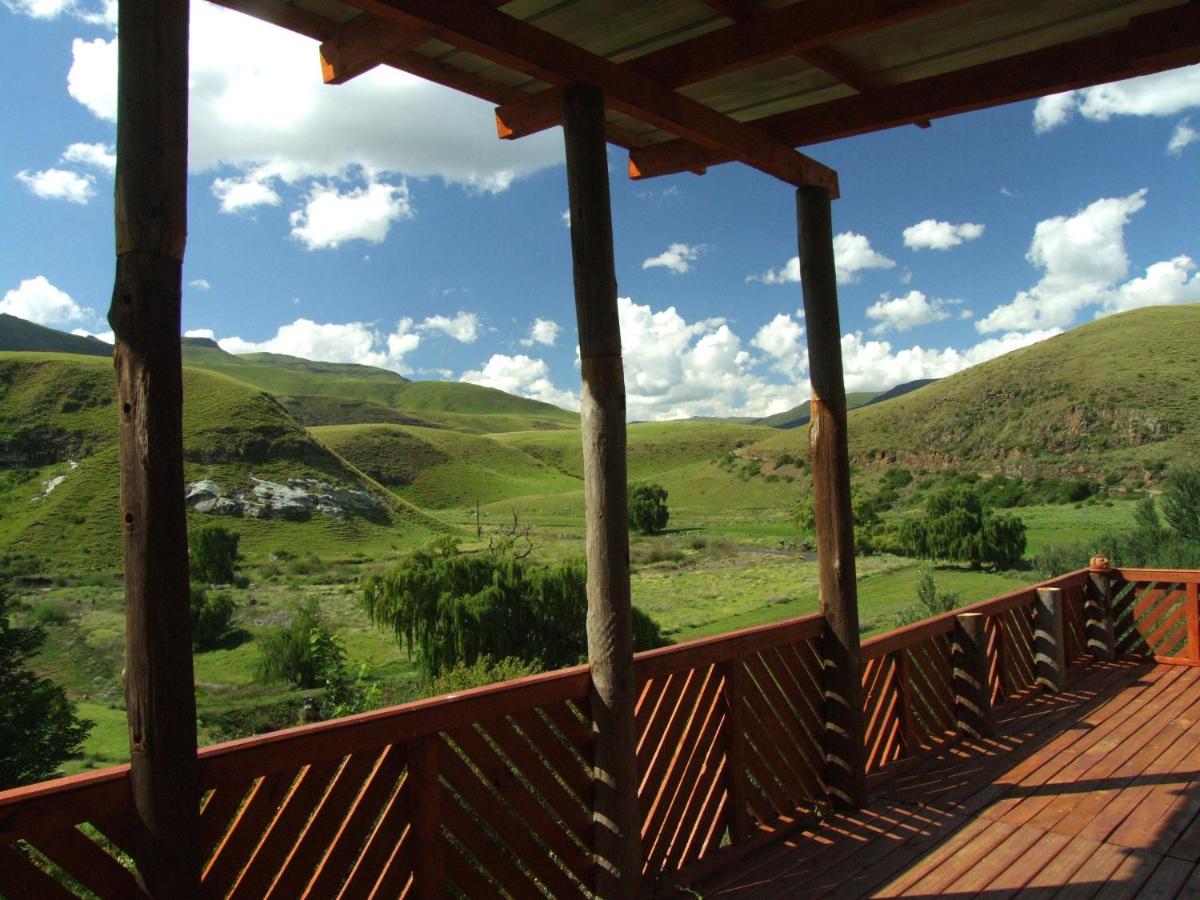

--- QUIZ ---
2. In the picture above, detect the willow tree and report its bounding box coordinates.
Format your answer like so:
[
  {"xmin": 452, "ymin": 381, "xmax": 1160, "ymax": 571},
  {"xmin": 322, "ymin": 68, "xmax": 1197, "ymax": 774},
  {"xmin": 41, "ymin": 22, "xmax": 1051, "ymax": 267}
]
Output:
[{"xmin": 361, "ymin": 547, "xmax": 664, "ymax": 677}]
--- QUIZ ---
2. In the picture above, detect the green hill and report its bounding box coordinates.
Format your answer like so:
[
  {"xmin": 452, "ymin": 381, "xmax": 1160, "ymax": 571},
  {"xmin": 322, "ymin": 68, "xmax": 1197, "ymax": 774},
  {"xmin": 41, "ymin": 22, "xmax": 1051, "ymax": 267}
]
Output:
[
  {"xmin": 755, "ymin": 391, "xmax": 879, "ymax": 429},
  {"xmin": 749, "ymin": 304, "xmax": 1200, "ymax": 482},
  {"xmin": 0, "ymin": 353, "xmax": 441, "ymax": 574},
  {"xmin": 0, "ymin": 313, "xmax": 112, "ymax": 357}
]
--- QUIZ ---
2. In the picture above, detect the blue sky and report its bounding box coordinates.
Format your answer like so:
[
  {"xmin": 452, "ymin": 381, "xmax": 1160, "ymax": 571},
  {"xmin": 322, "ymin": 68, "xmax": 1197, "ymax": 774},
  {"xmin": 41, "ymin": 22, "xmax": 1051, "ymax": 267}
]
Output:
[{"xmin": 3, "ymin": 0, "xmax": 1199, "ymax": 420}]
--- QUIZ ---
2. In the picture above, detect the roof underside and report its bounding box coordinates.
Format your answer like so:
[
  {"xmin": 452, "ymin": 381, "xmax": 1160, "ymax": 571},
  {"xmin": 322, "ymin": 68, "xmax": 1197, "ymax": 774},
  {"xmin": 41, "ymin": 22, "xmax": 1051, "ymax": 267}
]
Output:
[{"xmin": 210, "ymin": 0, "xmax": 1200, "ymax": 191}]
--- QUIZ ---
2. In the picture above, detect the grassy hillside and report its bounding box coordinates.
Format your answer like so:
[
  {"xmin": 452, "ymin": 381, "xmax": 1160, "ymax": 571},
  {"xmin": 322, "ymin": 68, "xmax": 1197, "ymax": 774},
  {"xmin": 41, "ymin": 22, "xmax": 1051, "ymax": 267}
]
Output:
[
  {"xmin": 0, "ymin": 353, "xmax": 441, "ymax": 573},
  {"xmin": 755, "ymin": 391, "xmax": 878, "ymax": 429},
  {"xmin": 750, "ymin": 305, "xmax": 1200, "ymax": 482},
  {"xmin": 312, "ymin": 423, "xmax": 581, "ymax": 508},
  {"xmin": 182, "ymin": 340, "xmax": 576, "ymax": 431},
  {"xmin": 0, "ymin": 314, "xmax": 112, "ymax": 357}
]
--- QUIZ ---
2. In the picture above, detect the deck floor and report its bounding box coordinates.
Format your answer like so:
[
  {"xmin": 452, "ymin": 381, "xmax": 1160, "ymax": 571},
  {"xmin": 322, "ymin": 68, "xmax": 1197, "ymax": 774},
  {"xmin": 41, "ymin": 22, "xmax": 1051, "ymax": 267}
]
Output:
[{"xmin": 698, "ymin": 660, "xmax": 1200, "ymax": 898}]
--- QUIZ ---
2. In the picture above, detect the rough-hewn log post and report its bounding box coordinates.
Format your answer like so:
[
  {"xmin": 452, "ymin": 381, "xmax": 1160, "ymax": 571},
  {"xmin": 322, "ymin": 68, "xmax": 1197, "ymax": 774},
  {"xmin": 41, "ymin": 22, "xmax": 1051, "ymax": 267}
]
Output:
[
  {"xmin": 562, "ymin": 84, "xmax": 644, "ymax": 898},
  {"xmin": 1035, "ymin": 587, "xmax": 1068, "ymax": 693},
  {"xmin": 797, "ymin": 185, "xmax": 867, "ymax": 808},
  {"xmin": 1085, "ymin": 556, "xmax": 1117, "ymax": 661},
  {"xmin": 953, "ymin": 613, "xmax": 994, "ymax": 739},
  {"xmin": 109, "ymin": 1, "xmax": 200, "ymax": 895}
]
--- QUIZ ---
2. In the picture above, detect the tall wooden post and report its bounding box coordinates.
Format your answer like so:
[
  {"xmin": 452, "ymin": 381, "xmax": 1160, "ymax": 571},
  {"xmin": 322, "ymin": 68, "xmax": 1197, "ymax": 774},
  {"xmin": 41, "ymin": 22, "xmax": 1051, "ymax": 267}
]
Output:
[
  {"xmin": 953, "ymin": 613, "xmax": 995, "ymax": 739},
  {"xmin": 1035, "ymin": 587, "xmax": 1068, "ymax": 693},
  {"xmin": 1086, "ymin": 556, "xmax": 1117, "ymax": 661},
  {"xmin": 561, "ymin": 84, "xmax": 644, "ymax": 898},
  {"xmin": 797, "ymin": 185, "xmax": 867, "ymax": 808},
  {"xmin": 109, "ymin": 1, "xmax": 200, "ymax": 894}
]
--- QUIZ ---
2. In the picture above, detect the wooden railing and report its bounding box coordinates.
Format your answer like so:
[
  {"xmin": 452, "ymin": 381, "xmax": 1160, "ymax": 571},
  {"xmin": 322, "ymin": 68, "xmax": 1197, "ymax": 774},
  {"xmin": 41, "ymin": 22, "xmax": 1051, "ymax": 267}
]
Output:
[{"xmin": 2, "ymin": 568, "xmax": 1197, "ymax": 897}]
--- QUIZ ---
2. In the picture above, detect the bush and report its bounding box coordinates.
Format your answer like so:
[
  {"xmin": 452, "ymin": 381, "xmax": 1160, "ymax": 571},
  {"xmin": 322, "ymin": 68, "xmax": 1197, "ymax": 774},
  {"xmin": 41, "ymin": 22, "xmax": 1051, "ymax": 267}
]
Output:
[
  {"xmin": 899, "ymin": 485, "xmax": 1026, "ymax": 570},
  {"xmin": 190, "ymin": 586, "xmax": 236, "ymax": 650},
  {"xmin": 894, "ymin": 571, "xmax": 962, "ymax": 627},
  {"xmin": 1162, "ymin": 464, "xmax": 1200, "ymax": 542},
  {"xmin": 629, "ymin": 483, "xmax": 670, "ymax": 535},
  {"xmin": 189, "ymin": 525, "xmax": 240, "ymax": 584},
  {"xmin": 256, "ymin": 598, "xmax": 345, "ymax": 689}
]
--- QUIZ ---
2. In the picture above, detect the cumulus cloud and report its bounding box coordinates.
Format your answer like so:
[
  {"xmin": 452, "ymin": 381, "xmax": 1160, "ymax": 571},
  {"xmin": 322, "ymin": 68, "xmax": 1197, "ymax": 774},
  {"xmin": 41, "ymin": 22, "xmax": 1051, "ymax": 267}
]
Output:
[
  {"xmin": 1, "ymin": 275, "xmax": 91, "ymax": 326},
  {"xmin": 751, "ymin": 313, "xmax": 806, "ymax": 377},
  {"xmin": 520, "ymin": 318, "xmax": 560, "ymax": 347},
  {"xmin": 217, "ymin": 318, "xmax": 420, "ymax": 373},
  {"xmin": 71, "ymin": 327, "xmax": 114, "ymax": 343},
  {"xmin": 1168, "ymin": 119, "xmax": 1198, "ymax": 156},
  {"xmin": 61, "ymin": 142, "xmax": 115, "ymax": 174},
  {"xmin": 212, "ymin": 173, "xmax": 282, "ymax": 212},
  {"xmin": 460, "ymin": 354, "xmax": 579, "ymax": 411},
  {"xmin": 64, "ymin": 2, "xmax": 562, "ymax": 210},
  {"xmin": 184, "ymin": 328, "xmax": 215, "ymax": 339},
  {"xmin": 902, "ymin": 219, "xmax": 984, "ymax": 251},
  {"xmin": 1100, "ymin": 256, "xmax": 1200, "ymax": 316},
  {"xmin": 1034, "ymin": 65, "xmax": 1200, "ymax": 132},
  {"xmin": 976, "ymin": 189, "xmax": 1148, "ymax": 333},
  {"xmin": 15, "ymin": 167, "xmax": 95, "ymax": 203},
  {"xmin": 642, "ymin": 242, "xmax": 706, "ymax": 274},
  {"xmin": 288, "ymin": 180, "xmax": 413, "ymax": 250},
  {"xmin": 749, "ymin": 232, "xmax": 894, "ymax": 285},
  {"xmin": 866, "ymin": 291, "xmax": 961, "ymax": 334},
  {"xmin": 418, "ymin": 311, "xmax": 480, "ymax": 343},
  {"xmin": 189, "ymin": 279, "xmax": 211, "ymax": 291}
]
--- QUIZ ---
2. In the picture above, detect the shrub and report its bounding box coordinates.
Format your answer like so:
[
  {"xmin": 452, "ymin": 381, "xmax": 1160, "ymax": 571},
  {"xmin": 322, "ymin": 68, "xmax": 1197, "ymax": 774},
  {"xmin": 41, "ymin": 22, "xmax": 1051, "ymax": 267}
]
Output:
[
  {"xmin": 900, "ymin": 484, "xmax": 1026, "ymax": 570},
  {"xmin": 256, "ymin": 598, "xmax": 345, "ymax": 689},
  {"xmin": 190, "ymin": 586, "xmax": 236, "ymax": 650},
  {"xmin": 629, "ymin": 483, "xmax": 670, "ymax": 535},
  {"xmin": 189, "ymin": 525, "xmax": 239, "ymax": 584},
  {"xmin": 1162, "ymin": 464, "xmax": 1200, "ymax": 542},
  {"xmin": 894, "ymin": 571, "xmax": 962, "ymax": 627}
]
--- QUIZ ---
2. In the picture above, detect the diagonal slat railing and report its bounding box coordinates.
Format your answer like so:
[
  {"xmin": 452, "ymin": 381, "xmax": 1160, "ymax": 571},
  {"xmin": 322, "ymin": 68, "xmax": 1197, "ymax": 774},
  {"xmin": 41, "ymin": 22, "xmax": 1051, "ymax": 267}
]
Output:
[{"xmin": 4, "ymin": 568, "xmax": 1200, "ymax": 896}]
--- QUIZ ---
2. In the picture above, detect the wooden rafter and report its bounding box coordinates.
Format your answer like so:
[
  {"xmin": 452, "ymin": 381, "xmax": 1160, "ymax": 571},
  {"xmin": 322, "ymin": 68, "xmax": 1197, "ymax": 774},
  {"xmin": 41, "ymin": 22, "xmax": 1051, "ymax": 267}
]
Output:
[
  {"xmin": 331, "ymin": 0, "xmax": 840, "ymax": 193},
  {"xmin": 629, "ymin": 3, "xmax": 1200, "ymax": 180}
]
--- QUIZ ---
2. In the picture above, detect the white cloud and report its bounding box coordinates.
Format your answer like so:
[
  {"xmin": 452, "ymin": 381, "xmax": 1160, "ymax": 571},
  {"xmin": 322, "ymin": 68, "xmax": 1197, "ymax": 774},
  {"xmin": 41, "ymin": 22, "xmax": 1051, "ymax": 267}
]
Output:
[
  {"xmin": 212, "ymin": 173, "xmax": 282, "ymax": 212},
  {"xmin": 217, "ymin": 317, "xmax": 420, "ymax": 373},
  {"xmin": 71, "ymin": 327, "xmax": 114, "ymax": 344},
  {"xmin": 460, "ymin": 354, "xmax": 579, "ymax": 411},
  {"xmin": 1034, "ymin": 65, "xmax": 1200, "ymax": 132},
  {"xmin": 288, "ymin": 180, "xmax": 413, "ymax": 250},
  {"xmin": 64, "ymin": 3, "xmax": 562, "ymax": 208},
  {"xmin": 976, "ymin": 189, "xmax": 1148, "ymax": 333},
  {"xmin": 866, "ymin": 290, "xmax": 959, "ymax": 334},
  {"xmin": 418, "ymin": 311, "xmax": 480, "ymax": 343},
  {"xmin": 1168, "ymin": 119, "xmax": 1198, "ymax": 156},
  {"xmin": 749, "ymin": 232, "xmax": 894, "ymax": 285},
  {"xmin": 1101, "ymin": 256, "xmax": 1200, "ymax": 316},
  {"xmin": 15, "ymin": 167, "xmax": 95, "ymax": 204},
  {"xmin": 184, "ymin": 328, "xmax": 215, "ymax": 339},
  {"xmin": 642, "ymin": 242, "xmax": 706, "ymax": 274},
  {"xmin": 751, "ymin": 313, "xmax": 806, "ymax": 377},
  {"xmin": 902, "ymin": 219, "xmax": 984, "ymax": 251},
  {"xmin": 3, "ymin": 0, "xmax": 113, "ymax": 23},
  {"xmin": 189, "ymin": 279, "xmax": 211, "ymax": 291},
  {"xmin": 61, "ymin": 142, "xmax": 115, "ymax": 174},
  {"xmin": 1, "ymin": 275, "xmax": 91, "ymax": 326},
  {"xmin": 520, "ymin": 317, "xmax": 560, "ymax": 347},
  {"xmin": 560, "ymin": 209, "xmax": 571, "ymax": 228},
  {"xmin": 2, "ymin": 0, "xmax": 74, "ymax": 17}
]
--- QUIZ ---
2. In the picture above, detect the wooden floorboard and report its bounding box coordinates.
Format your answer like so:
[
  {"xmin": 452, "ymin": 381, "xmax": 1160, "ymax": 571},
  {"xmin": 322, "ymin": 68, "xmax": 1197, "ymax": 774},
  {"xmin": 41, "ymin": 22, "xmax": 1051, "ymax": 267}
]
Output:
[{"xmin": 694, "ymin": 660, "xmax": 1200, "ymax": 898}]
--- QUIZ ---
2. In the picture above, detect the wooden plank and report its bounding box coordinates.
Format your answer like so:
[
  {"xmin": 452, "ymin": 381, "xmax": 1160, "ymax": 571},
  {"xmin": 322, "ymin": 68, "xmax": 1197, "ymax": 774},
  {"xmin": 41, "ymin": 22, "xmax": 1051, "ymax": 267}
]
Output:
[
  {"xmin": 895, "ymin": 818, "xmax": 1018, "ymax": 894},
  {"xmin": 970, "ymin": 827, "xmax": 1071, "ymax": 897},
  {"xmin": 1013, "ymin": 834, "xmax": 1103, "ymax": 895},
  {"xmin": 0, "ymin": 766, "xmax": 132, "ymax": 845},
  {"xmin": 1119, "ymin": 569, "xmax": 1200, "ymax": 584},
  {"xmin": 202, "ymin": 770, "xmax": 298, "ymax": 895},
  {"xmin": 870, "ymin": 813, "xmax": 998, "ymax": 896},
  {"xmin": 406, "ymin": 735, "xmax": 443, "ymax": 900},
  {"xmin": 1188, "ymin": 583, "xmax": 1200, "ymax": 661},
  {"xmin": 720, "ymin": 658, "xmax": 751, "ymax": 846},
  {"xmin": 198, "ymin": 779, "xmax": 255, "ymax": 866},
  {"xmin": 635, "ymin": 614, "xmax": 824, "ymax": 680},
  {"xmin": 1044, "ymin": 840, "xmax": 1128, "ymax": 900},
  {"xmin": 0, "ymin": 843, "xmax": 81, "ymax": 900},
  {"xmin": 110, "ymin": 1, "xmax": 199, "ymax": 893},
  {"xmin": 439, "ymin": 788, "xmax": 543, "ymax": 897},
  {"xmin": 510, "ymin": 707, "xmax": 594, "ymax": 808},
  {"xmin": 336, "ymin": 772, "xmax": 410, "ymax": 899},
  {"xmin": 441, "ymin": 832, "xmax": 499, "ymax": 899},
  {"xmin": 26, "ymin": 824, "xmax": 148, "ymax": 899},
  {"xmin": 1091, "ymin": 848, "xmax": 1161, "ymax": 899}
]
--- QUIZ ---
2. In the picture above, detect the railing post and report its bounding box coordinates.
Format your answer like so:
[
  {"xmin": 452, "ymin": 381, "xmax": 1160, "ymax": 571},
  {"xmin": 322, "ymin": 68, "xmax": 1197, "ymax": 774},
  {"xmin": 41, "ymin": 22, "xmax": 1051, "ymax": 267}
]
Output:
[
  {"xmin": 1035, "ymin": 588, "xmax": 1068, "ymax": 693},
  {"xmin": 1085, "ymin": 556, "xmax": 1117, "ymax": 661},
  {"xmin": 1188, "ymin": 581, "xmax": 1200, "ymax": 662},
  {"xmin": 953, "ymin": 613, "xmax": 995, "ymax": 739},
  {"xmin": 409, "ymin": 735, "xmax": 445, "ymax": 899},
  {"xmin": 720, "ymin": 658, "xmax": 751, "ymax": 844}
]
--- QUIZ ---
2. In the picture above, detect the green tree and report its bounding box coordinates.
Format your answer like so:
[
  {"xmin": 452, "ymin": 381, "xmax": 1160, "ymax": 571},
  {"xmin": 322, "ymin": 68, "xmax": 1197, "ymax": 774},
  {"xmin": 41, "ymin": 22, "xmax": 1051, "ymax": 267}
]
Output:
[
  {"xmin": 0, "ymin": 591, "xmax": 93, "ymax": 787},
  {"xmin": 190, "ymin": 525, "xmax": 240, "ymax": 584},
  {"xmin": 190, "ymin": 585, "xmax": 236, "ymax": 651},
  {"xmin": 980, "ymin": 514, "xmax": 1027, "ymax": 570},
  {"xmin": 894, "ymin": 570, "xmax": 962, "ymax": 627},
  {"xmin": 1162, "ymin": 464, "xmax": 1200, "ymax": 542},
  {"xmin": 362, "ymin": 548, "xmax": 666, "ymax": 678},
  {"xmin": 629, "ymin": 483, "xmax": 670, "ymax": 535},
  {"xmin": 257, "ymin": 598, "xmax": 345, "ymax": 689},
  {"xmin": 791, "ymin": 495, "xmax": 816, "ymax": 537},
  {"xmin": 900, "ymin": 485, "xmax": 1026, "ymax": 570}
]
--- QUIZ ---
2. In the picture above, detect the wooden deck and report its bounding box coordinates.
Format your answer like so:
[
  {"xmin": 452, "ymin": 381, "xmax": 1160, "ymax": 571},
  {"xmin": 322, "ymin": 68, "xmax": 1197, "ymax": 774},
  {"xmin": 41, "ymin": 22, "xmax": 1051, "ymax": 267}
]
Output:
[{"xmin": 700, "ymin": 660, "xmax": 1200, "ymax": 898}]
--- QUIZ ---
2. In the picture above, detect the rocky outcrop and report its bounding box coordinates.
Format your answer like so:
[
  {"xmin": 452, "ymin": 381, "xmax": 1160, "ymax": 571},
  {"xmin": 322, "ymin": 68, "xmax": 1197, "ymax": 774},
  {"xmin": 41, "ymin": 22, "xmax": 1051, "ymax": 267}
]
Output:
[{"xmin": 185, "ymin": 477, "xmax": 388, "ymax": 522}]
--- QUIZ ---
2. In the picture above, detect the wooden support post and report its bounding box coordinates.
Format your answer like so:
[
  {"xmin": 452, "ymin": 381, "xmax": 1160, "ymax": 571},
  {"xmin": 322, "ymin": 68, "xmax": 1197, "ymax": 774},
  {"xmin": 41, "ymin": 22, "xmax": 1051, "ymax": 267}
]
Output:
[
  {"xmin": 1035, "ymin": 587, "xmax": 1068, "ymax": 693},
  {"xmin": 407, "ymin": 735, "xmax": 445, "ymax": 899},
  {"xmin": 108, "ymin": 1, "xmax": 199, "ymax": 895},
  {"xmin": 562, "ymin": 84, "xmax": 644, "ymax": 899},
  {"xmin": 953, "ymin": 613, "xmax": 994, "ymax": 739},
  {"xmin": 720, "ymin": 658, "xmax": 751, "ymax": 844},
  {"xmin": 797, "ymin": 185, "xmax": 866, "ymax": 809},
  {"xmin": 1085, "ymin": 556, "xmax": 1117, "ymax": 661},
  {"xmin": 1187, "ymin": 582, "xmax": 1200, "ymax": 662}
]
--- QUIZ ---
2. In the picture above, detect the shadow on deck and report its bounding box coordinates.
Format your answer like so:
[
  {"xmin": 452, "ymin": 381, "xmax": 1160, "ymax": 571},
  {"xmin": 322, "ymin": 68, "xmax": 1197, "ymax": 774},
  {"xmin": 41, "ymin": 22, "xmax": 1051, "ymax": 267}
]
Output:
[{"xmin": 699, "ymin": 660, "xmax": 1200, "ymax": 898}]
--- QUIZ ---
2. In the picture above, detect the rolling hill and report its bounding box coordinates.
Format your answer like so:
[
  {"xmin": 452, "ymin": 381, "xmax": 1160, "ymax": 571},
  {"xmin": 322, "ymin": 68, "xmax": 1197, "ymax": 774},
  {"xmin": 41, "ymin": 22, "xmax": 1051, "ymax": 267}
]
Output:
[
  {"xmin": 750, "ymin": 305, "xmax": 1200, "ymax": 482},
  {"xmin": 0, "ymin": 313, "xmax": 112, "ymax": 357}
]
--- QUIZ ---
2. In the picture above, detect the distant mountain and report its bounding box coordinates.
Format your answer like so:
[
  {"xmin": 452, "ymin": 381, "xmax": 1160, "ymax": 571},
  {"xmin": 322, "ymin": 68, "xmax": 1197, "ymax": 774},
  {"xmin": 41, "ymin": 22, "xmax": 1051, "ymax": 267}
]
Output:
[
  {"xmin": 754, "ymin": 392, "xmax": 879, "ymax": 429},
  {"xmin": 861, "ymin": 378, "xmax": 938, "ymax": 409},
  {"xmin": 0, "ymin": 313, "xmax": 111, "ymax": 357}
]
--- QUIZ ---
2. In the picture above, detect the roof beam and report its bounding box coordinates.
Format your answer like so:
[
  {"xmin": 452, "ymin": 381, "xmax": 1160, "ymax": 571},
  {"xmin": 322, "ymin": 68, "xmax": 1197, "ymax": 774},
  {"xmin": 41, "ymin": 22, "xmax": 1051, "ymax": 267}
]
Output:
[
  {"xmin": 320, "ymin": 14, "xmax": 434, "ymax": 84},
  {"xmin": 340, "ymin": 0, "xmax": 839, "ymax": 193},
  {"xmin": 629, "ymin": 3, "xmax": 1200, "ymax": 180}
]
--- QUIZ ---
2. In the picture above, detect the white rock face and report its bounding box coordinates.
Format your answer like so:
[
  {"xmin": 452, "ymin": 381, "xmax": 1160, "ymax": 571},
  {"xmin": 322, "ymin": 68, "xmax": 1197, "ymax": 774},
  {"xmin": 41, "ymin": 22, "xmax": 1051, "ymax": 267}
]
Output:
[{"xmin": 185, "ymin": 477, "xmax": 385, "ymax": 521}]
